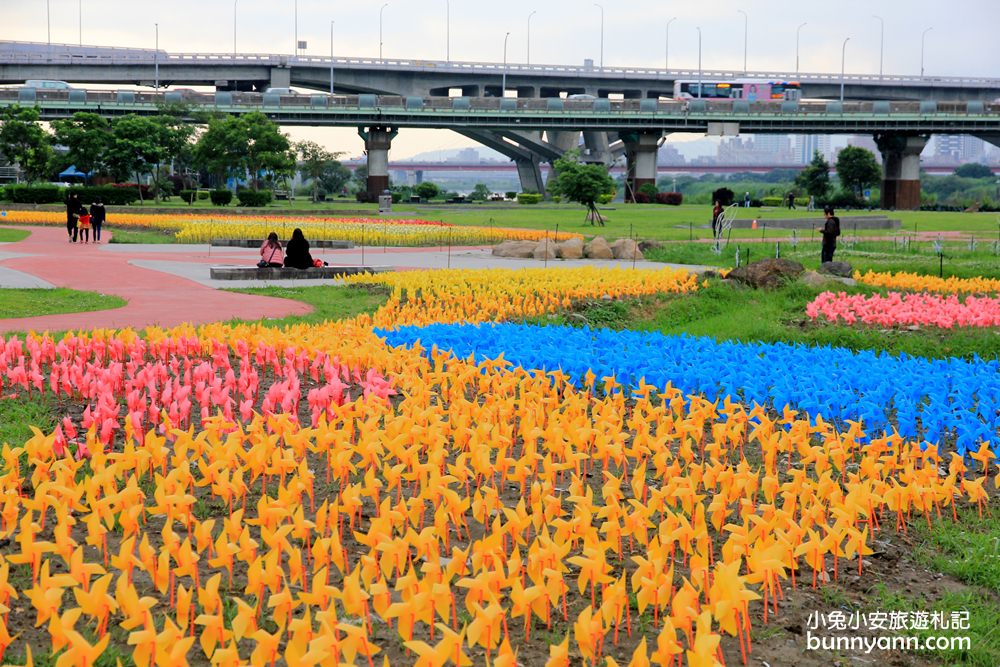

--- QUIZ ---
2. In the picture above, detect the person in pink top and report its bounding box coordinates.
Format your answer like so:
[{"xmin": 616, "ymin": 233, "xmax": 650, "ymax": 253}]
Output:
[{"xmin": 259, "ymin": 232, "xmax": 284, "ymax": 267}]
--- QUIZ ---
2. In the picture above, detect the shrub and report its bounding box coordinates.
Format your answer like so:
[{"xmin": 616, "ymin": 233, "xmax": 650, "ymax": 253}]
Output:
[
  {"xmin": 113, "ymin": 183, "xmax": 152, "ymax": 200},
  {"xmin": 6, "ymin": 185, "xmax": 63, "ymax": 204},
  {"xmin": 517, "ymin": 193, "xmax": 543, "ymax": 205},
  {"xmin": 505, "ymin": 191, "xmax": 517, "ymax": 200},
  {"xmin": 197, "ymin": 190, "xmax": 210, "ymax": 201},
  {"xmin": 597, "ymin": 193, "xmax": 615, "ymax": 205},
  {"xmin": 824, "ymin": 190, "xmax": 866, "ymax": 209},
  {"xmin": 633, "ymin": 192, "xmax": 652, "ymax": 204},
  {"xmin": 637, "ymin": 183, "xmax": 659, "ymax": 199},
  {"xmin": 761, "ymin": 196, "xmax": 784, "ymax": 207},
  {"xmin": 69, "ymin": 185, "xmax": 141, "ymax": 206},
  {"xmin": 355, "ymin": 191, "xmax": 379, "ymax": 204},
  {"xmin": 236, "ymin": 189, "xmax": 273, "ymax": 207},
  {"xmin": 414, "ymin": 182, "xmax": 440, "ymax": 200},
  {"xmin": 209, "ymin": 189, "xmax": 233, "ymax": 206},
  {"xmin": 655, "ymin": 191, "xmax": 684, "ymax": 205},
  {"xmin": 712, "ymin": 187, "xmax": 735, "ymax": 206},
  {"xmin": 179, "ymin": 190, "xmax": 197, "ymax": 204}
]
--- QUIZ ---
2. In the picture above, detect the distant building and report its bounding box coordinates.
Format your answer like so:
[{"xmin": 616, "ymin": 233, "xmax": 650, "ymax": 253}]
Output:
[
  {"xmin": 933, "ymin": 135, "xmax": 986, "ymax": 164},
  {"xmin": 658, "ymin": 143, "xmax": 685, "ymax": 166},
  {"xmin": 717, "ymin": 135, "xmax": 795, "ymax": 165},
  {"xmin": 841, "ymin": 135, "xmax": 881, "ymax": 156},
  {"xmin": 796, "ymin": 135, "xmax": 832, "ymax": 163}
]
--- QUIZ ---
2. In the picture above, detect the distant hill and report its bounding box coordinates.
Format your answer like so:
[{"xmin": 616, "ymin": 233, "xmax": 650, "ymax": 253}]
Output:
[{"xmin": 403, "ymin": 147, "xmax": 507, "ymax": 163}]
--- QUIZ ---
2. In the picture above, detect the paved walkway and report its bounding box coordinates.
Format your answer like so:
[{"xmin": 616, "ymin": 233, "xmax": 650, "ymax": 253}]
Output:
[{"xmin": 0, "ymin": 226, "xmax": 706, "ymax": 334}]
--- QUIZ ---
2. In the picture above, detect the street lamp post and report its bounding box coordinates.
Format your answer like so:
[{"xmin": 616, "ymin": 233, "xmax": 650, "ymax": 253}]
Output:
[
  {"xmin": 330, "ymin": 21, "xmax": 335, "ymax": 94},
  {"xmin": 46, "ymin": 0, "xmax": 51, "ymax": 45},
  {"xmin": 593, "ymin": 3, "xmax": 604, "ymax": 68},
  {"xmin": 872, "ymin": 15, "xmax": 884, "ymax": 78},
  {"xmin": 233, "ymin": 0, "xmax": 238, "ymax": 56},
  {"xmin": 445, "ymin": 0, "xmax": 450, "ymax": 62},
  {"xmin": 379, "ymin": 3, "xmax": 389, "ymax": 59},
  {"xmin": 501, "ymin": 31, "xmax": 511, "ymax": 96},
  {"xmin": 78, "ymin": 0, "xmax": 82, "ymax": 46},
  {"xmin": 737, "ymin": 9, "xmax": 748, "ymax": 73},
  {"xmin": 696, "ymin": 26, "xmax": 702, "ymax": 98},
  {"xmin": 665, "ymin": 17, "xmax": 676, "ymax": 70},
  {"xmin": 840, "ymin": 37, "xmax": 850, "ymax": 103},
  {"xmin": 154, "ymin": 23, "xmax": 159, "ymax": 90},
  {"xmin": 795, "ymin": 22, "xmax": 806, "ymax": 74},
  {"xmin": 294, "ymin": 0, "xmax": 298, "ymax": 55},
  {"xmin": 920, "ymin": 27, "xmax": 932, "ymax": 78},
  {"xmin": 527, "ymin": 10, "xmax": 536, "ymax": 65}
]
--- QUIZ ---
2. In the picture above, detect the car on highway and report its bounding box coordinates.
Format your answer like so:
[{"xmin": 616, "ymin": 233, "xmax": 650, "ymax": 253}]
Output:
[{"xmin": 23, "ymin": 79, "xmax": 73, "ymax": 90}]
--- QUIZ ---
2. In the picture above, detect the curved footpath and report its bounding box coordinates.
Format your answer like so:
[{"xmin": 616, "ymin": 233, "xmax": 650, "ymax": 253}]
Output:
[
  {"xmin": 0, "ymin": 225, "xmax": 707, "ymax": 335},
  {"xmin": 0, "ymin": 226, "xmax": 313, "ymax": 334}
]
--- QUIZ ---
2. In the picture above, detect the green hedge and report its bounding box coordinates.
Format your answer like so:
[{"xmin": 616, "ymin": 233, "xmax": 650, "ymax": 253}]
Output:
[
  {"xmin": 210, "ymin": 190, "xmax": 233, "ymax": 206},
  {"xmin": 4, "ymin": 185, "xmax": 63, "ymax": 204},
  {"xmin": 761, "ymin": 196, "xmax": 811, "ymax": 208},
  {"xmin": 597, "ymin": 193, "xmax": 615, "ymax": 205},
  {"xmin": 70, "ymin": 186, "xmax": 142, "ymax": 205},
  {"xmin": 179, "ymin": 190, "xmax": 197, "ymax": 204},
  {"xmin": 236, "ymin": 189, "xmax": 273, "ymax": 207},
  {"xmin": 517, "ymin": 193, "xmax": 543, "ymax": 205}
]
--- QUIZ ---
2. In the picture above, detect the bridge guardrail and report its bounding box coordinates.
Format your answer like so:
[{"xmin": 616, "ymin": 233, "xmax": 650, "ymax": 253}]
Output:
[{"xmin": 1, "ymin": 89, "xmax": 998, "ymax": 118}]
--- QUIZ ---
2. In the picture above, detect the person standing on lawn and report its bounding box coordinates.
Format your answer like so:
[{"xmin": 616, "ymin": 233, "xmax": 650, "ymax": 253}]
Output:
[{"xmin": 820, "ymin": 205, "xmax": 841, "ymax": 263}]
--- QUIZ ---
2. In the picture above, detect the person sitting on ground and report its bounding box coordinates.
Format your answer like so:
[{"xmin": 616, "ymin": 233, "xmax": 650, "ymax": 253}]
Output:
[
  {"xmin": 283, "ymin": 228, "xmax": 315, "ymax": 269},
  {"xmin": 259, "ymin": 232, "xmax": 284, "ymax": 267}
]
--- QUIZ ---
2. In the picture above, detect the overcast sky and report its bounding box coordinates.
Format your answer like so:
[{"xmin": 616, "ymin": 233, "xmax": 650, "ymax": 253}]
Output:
[{"xmin": 4, "ymin": 0, "xmax": 999, "ymax": 158}]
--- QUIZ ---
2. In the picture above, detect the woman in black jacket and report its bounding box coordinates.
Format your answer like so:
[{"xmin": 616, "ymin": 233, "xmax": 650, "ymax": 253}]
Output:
[{"xmin": 283, "ymin": 228, "xmax": 315, "ymax": 269}]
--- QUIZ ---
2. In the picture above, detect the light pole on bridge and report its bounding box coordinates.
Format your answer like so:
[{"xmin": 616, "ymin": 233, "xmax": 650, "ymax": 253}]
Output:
[
  {"xmin": 379, "ymin": 3, "xmax": 389, "ymax": 60},
  {"xmin": 233, "ymin": 0, "xmax": 238, "ymax": 56},
  {"xmin": 593, "ymin": 3, "xmax": 604, "ymax": 68},
  {"xmin": 445, "ymin": 0, "xmax": 450, "ymax": 62},
  {"xmin": 46, "ymin": 0, "xmax": 51, "ymax": 45},
  {"xmin": 795, "ymin": 22, "xmax": 806, "ymax": 74},
  {"xmin": 154, "ymin": 23, "xmax": 159, "ymax": 91},
  {"xmin": 737, "ymin": 9, "xmax": 748, "ymax": 74},
  {"xmin": 527, "ymin": 10, "xmax": 536, "ymax": 65},
  {"xmin": 840, "ymin": 37, "xmax": 850, "ymax": 104},
  {"xmin": 294, "ymin": 0, "xmax": 298, "ymax": 55},
  {"xmin": 501, "ymin": 31, "xmax": 511, "ymax": 97},
  {"xmin": 78, "ymin": 0, "xmax": 82, "ymax": 46},
  {"xmin": 696, "ymin": 26, "xmax": 702, "ymax": 99},
  {"xmin": 872, "ymin": 15, "xmax": 884, "ymax": 79},
  {"xmin": 664, "ymin": 16, "xmax": 676, "ymax": 71},
  {"xmin": 920, "ymin": 27, "xmax": 933, "ymax": 78},
  {"xmin": 330, "ymin": 20, "xmax": 335, "ymax": 95}
]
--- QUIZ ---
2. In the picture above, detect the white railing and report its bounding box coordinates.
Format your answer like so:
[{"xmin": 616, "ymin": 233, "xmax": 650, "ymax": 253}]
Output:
[{"xmin": 2, "ymin": 41, "xmax": 1000, "ymax": 89}]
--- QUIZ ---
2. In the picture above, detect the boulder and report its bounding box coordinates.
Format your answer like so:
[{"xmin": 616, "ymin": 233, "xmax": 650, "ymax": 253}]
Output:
[
  {"xmin": 532, "ymin": 239, "xmax": 557, "ymax": 260},
  {"xmin": 584, "ymin": 236, "xmax": 614, "ymax": 260},
  {"xmin": 800, "ymin": 270, "xmax": 838, "ymax": 289},
  {"xmin": 726, "ymin": 258, "xmax": 805, "ymax": 289},
  {"xmin": 609, "ymin": 238, "xmax": 644, "ymax": 260},
  {"xmin": 819, "ymin": 261, "xmax": 853, "ymax": 278},
  {"xmin": 492, "ymin": 240, "xmax": 537, "ymax": 258},
  {"xmin": 557, "ymin": 238, "xmax": 585, "ymax": 260}
]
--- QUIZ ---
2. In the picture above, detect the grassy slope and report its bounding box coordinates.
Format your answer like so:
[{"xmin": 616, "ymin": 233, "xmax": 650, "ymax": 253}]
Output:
[{"xmin": 224, "ymin": 284, "xmax": 389, "ymax": 327}]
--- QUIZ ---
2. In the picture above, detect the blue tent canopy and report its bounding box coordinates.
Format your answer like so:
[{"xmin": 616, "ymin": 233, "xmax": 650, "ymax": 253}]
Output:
[{"xmin": 58, "ymin": 165, "xmax": 90, "ymax": 180}]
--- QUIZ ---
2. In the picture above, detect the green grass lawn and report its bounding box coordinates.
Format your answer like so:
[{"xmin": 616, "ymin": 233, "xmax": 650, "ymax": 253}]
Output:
[
  {"xmin": 0, "ymin": 227, "xmax": 29, "ymax": 242},
  {"xmin": 224, "ymin": 284, "xmax": 389, "ymax": 327},
  {"xmin": 107, "ymin": 228, "xmax": 182, "ymax": 244},
  {"xmin": 0, "ymin": 288, "xmax": 127, "ymax": 319}
]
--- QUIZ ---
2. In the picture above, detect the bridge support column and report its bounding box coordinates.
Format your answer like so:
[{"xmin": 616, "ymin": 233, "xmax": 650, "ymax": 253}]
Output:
[
  {"xmin": 874, "ymin": 133, "xmax": 928, "ymax": 210},
  {"xmin": 583, "ymin": 131, "xmax": 612, "ymax": 165},
  {"xmin": 621, "ymin": 131, "xmax": 660, "ymax": 203},
  {"xmin": 358, "ymin": 126, "xmax": 398, "ymax": 197},
  {"xmin": 515, "ymin": 156, "xmax": 545, "ymax": 195},
  {"xmin": 269, "ymin": 67, "xmax": 291, "ymax": 89}
]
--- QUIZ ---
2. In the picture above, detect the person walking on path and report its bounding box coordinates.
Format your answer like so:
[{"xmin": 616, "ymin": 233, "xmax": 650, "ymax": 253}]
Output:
[
  {"xmin": 283, "ymin": 228, "xmax": 316, "ymax": 269},
  {"xmin": 65, "ymin": 192, "xmax": 84, "ymax": 242},
  {"xmin": 89, "ymin": 198, "xmax": 106, "ymax": 243},
  {"xmin": 259, "ymin": 232, "xmax": 284, "ymax": 267},
  {"xmin": 78, "ymin": 210, "xmax": 92, "ymax": 243},
  {"xmin": 820, "ymin": 205, "xmax": 841, "ymax": 263},
  {"xmin": 786, "ymin": 192, "xmax": 796, "ymax": 210}
]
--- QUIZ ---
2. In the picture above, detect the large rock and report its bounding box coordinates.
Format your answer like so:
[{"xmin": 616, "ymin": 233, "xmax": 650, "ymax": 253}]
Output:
[
  {"xmin": 492, "ymin": 240, "xmax": 537, "ymax": 258},
  {"xmin": 532, "ymin": 239, "xmax": 557, "ymax": 260},
  {"xmin": 727, "ymin": 258, "xmax": 805, "ymax": 289},
  {"xmin": 800, "ymin": 270, "xmax": 839, "ymax": 289},
  {"xmin": 609, "ymin": 238, "xmax": 644, "ymax": 260},
  {"xmin": 584, "ymin": 236, "xmax": 614, "ymax": 260},
  {"xmin": 819, "ymin": 261, "xmax": 853, "ymax": 278},
  {"xmin": 557, "ymin": 238, "xmax": 585, "ymax": 260}
]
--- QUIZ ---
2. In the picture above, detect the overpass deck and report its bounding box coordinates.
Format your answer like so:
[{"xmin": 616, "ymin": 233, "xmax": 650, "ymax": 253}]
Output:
[{"xmin": 3, "ymin": 90, "xmax": 999, "ymax": 133}]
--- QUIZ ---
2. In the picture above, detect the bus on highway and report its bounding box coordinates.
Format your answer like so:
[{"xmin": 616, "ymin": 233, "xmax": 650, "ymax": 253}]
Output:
[{"xmin": 673, "ymin": 79, "xmax": 801, "ymax": 101}]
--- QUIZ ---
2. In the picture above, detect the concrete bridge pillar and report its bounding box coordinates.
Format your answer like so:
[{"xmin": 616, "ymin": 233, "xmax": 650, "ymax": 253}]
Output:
[
  {"xmin": 582, "ymin": 131, "xmax": 612, "ymax": 165},
  {"xmin": 358, "ymin": 126, "xmax": 398, "ymax": 197},
  {"xmin": 621, "ymin": 130, "xmax": 661, "ymax": 202},
  {"xmin": 269, "ymin": 67, "xmax": 291, "ymax": 89},
  {"xmin": 874, "ymin": 133, "xmax": 929, "ymax": 210},
  {"xmin": 515, "ymin": 156, "xmax": 545, "ymax": 195}
]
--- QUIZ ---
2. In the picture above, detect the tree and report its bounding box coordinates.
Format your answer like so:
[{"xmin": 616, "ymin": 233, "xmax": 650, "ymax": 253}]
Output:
[
  {"xmin": 836, "ymin": 146, "xmax": 881, "ymax": 196},
  {"xmin": 0, "ymin": 105, "xmax": 54, "ymax": 183},
  {"xmin": 51, "ymin": 113, "xmax": 112, "ymax": 183},
  {"xmin": 550, "ymin": 151, "xmax": 615, "ymax": 225},
  {"xmin": 711, "ymin": 187, "xmax": 735, "ymax": 206},
  {"xmin": 318, "ymin": 161, "xmax": 352, "ymax": 198},
  {"xmin": 192, "ymin": 112, "xmax": 293, "ymax": 192},
  {"xmin": 954, "ymin": 163, "xmax": 994, "ymax": 179},
  {"xmin": 795, "ymin": 150, "xmax": 831, "ymax": 199},
  {"xmin": 105, "ymin": 115, "xmax": 170, "ymax": 202},
  {"xmin": 296, "ymin": 140, "xmax": 345, "ymax": 202},
  {"xmin": 414, "ymin": 181, "xmax": 440, "ymax": 200},
  {"xmin": 469, "ymin": 183, "xmax": 491, "ymax": 201}
]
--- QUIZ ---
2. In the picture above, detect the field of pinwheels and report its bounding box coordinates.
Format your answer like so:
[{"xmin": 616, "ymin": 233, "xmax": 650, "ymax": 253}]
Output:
[
  {"xmin": 0, "ymin": 264, "xmax": 997, "ymax": 666},
  {"xmin": 0, "ymin": 211, "xmax": 579, "ymax": 247}
]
